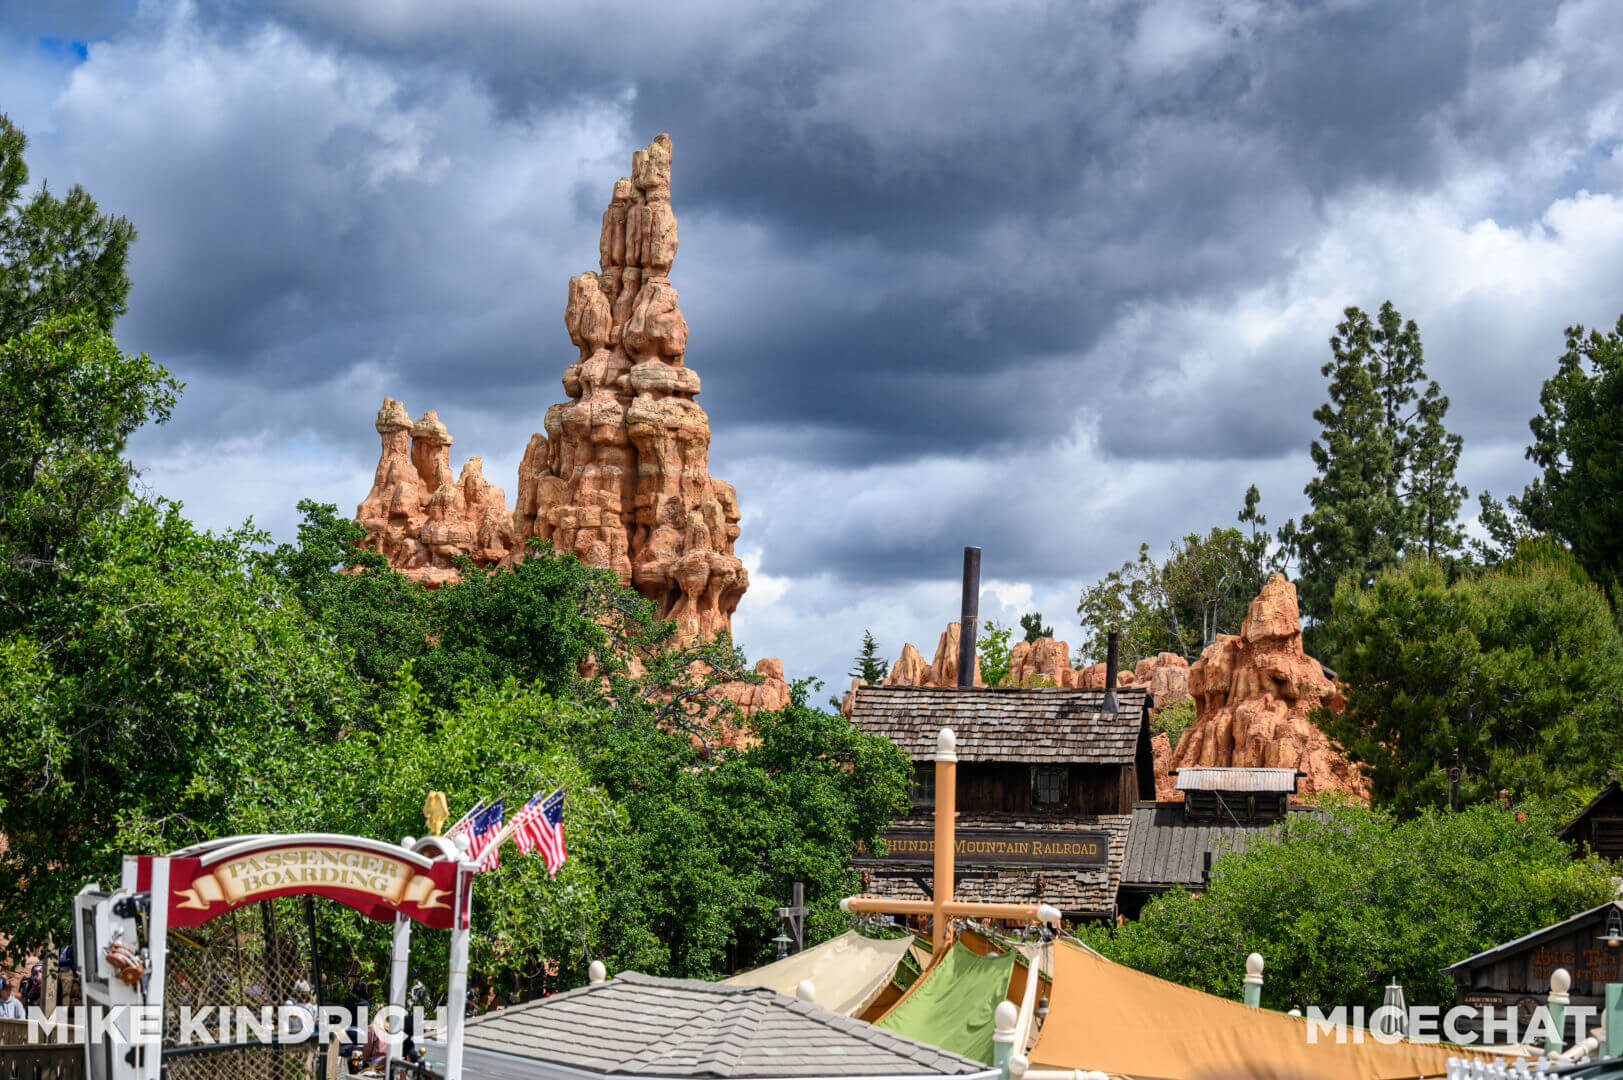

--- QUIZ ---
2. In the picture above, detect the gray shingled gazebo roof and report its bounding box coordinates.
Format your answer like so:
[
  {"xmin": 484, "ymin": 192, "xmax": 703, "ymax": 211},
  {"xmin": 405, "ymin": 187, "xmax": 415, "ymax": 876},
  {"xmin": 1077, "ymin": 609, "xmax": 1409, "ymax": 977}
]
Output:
[{"xmin": 422, "ymin": 971, "xmax": 996, "ymax": 1080}]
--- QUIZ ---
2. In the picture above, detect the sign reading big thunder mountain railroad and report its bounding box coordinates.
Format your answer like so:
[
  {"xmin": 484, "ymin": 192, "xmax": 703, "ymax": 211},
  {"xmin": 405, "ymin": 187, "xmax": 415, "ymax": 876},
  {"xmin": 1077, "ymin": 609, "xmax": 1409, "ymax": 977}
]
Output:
[{"xmin": 857, "ymin": 828, "xmax": 1109, "ymax": 867}]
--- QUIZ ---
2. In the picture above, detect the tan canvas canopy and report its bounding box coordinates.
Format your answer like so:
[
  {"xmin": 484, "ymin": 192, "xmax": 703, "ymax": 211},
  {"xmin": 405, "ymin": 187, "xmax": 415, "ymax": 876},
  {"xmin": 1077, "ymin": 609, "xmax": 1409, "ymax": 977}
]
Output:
[
  {"xmin": 1029, "ymin": 940, "xmax": 1510, "ymax": 1080},
  {"xmin": 724, "ymin": 931, "xmax": 916, "ymax": 1017}
]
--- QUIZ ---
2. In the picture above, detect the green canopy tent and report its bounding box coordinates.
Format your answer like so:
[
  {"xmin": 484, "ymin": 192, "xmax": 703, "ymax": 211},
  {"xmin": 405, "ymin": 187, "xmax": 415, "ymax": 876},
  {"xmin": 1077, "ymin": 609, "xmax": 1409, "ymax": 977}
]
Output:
[{"xmin": 874, "ymin": 942, "xmax": 1018, "ymax": 1065}]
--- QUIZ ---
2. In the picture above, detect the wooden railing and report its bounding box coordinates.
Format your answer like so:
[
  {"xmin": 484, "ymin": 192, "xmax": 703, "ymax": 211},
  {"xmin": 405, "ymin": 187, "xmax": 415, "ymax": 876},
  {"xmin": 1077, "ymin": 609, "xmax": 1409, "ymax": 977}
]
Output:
[{"xmin": 0, "ymin": 1044, "xmax": 81, "ymax": 1080}]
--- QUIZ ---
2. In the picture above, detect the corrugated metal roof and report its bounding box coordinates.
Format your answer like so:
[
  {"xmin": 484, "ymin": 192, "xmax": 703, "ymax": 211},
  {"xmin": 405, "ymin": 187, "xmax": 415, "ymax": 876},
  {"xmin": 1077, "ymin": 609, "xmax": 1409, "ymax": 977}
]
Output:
[
  {"xmin": 1119, "ymin": 802, "xmax": 1320, "ymax": 888},
  {"xmin": 847, "ymin": 685, "xmax": 1149, "ymax": 765},
  {"xmin": 457, "ymin": 970, "xmax": 991, "ymax": 1077},
  {"xmin": 1173, "ymin": 767, "xmax": 1302, "ymax": 793}
]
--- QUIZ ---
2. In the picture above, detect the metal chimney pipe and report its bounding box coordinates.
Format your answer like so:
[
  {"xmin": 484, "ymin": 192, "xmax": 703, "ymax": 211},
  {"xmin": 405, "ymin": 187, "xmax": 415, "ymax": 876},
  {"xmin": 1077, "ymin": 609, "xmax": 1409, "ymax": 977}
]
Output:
[
  {"xmin": 957, "ymin": 546, "xmax": 981, "ymax": 688},
  {"xmin": 1102, "ymin": 630, "xmax": 1120, "ymax": 713}
]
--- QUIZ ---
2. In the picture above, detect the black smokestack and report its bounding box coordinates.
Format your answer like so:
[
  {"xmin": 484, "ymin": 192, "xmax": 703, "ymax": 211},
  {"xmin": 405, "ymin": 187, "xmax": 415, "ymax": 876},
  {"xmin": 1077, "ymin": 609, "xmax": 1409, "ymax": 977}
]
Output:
[
  {"xmin": 1102, "ymin": 630, "xmax": 1120, "ymax": 713},
  {"xmin": 957, "ymin": 546, "xmax": 981, "ymax": 688}
]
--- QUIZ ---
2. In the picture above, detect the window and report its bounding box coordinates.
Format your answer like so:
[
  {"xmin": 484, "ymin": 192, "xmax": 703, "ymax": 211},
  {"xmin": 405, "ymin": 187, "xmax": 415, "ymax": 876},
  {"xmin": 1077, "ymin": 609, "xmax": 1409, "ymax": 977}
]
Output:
[
  {"xmin": 910, "ymin": 764, "xmax": 935, "ymax": 808},
  {"xmin": 1031, "ymin": 766, "xmax": 1068, "ymax": 811}
]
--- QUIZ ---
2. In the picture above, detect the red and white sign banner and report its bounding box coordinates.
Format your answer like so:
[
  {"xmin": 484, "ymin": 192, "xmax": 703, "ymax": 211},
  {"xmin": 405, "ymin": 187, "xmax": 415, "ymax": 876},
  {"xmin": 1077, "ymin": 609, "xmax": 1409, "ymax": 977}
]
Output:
[{"xmin": 135, "ymin": 836, "xmax": 464, "ymax": 929}]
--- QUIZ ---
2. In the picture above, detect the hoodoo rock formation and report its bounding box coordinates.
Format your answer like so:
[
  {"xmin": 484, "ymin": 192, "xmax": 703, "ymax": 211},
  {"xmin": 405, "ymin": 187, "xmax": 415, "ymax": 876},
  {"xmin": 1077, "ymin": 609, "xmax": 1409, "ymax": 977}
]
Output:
[
  {"xmin": 355, "ymin": 400, "xmax": 517, "ymax": 586},
  {"xmin": 354, "ymin": 135, "xmax": 784, "ymax": 715},
  {"xmin": 840, "ymin": 625, "xmax": 1191, "ymax": 714},
  {"xmin": 1167, "ymin": 573, "xmax": 1369, "ymax": 801},
  {"xmin": 356, "ymin": 134, "xmax": 746, "ymax": 645}
]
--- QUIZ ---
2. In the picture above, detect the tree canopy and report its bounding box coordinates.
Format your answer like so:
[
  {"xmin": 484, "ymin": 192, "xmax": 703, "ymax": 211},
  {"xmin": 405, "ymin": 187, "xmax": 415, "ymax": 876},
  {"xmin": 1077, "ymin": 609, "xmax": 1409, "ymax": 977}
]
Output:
[
  {"xmin": 1517, "ymin": 317, "xmax": 1623, "ymax": 594},
  {"xmin": 1316, "ymin": 544, "xmax": 1623, "ymax": 815},
  {"xmin": 0, "ymin": 114, "xmax": 135, "ymax": 341},
  {"xmin": 1281, "ymin": 302, "xmax": 1466, "ymax": 625},
  {"xmin": 1083, "ymin": 803, "xmax": 1612, "ymax": 1011}
]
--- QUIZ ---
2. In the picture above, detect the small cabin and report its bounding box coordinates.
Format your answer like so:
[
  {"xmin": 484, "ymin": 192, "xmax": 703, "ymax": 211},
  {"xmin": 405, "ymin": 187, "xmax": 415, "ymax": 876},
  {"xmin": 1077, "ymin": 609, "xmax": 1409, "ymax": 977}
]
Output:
[
  {"xmin": 1116, "ymin": 767, "xmax": 1313, "ymax": 919},
  {"xmin": 1447, "ymin": 900, "xmax": 1623, "ymax": 1043},
  {"xmin": 847, "ymin": 684, "xmax": 1155, "ymax": 919},
  {"xmin": 1558, "ymin": 782, "xmax": 1623, "ymax": 861}
]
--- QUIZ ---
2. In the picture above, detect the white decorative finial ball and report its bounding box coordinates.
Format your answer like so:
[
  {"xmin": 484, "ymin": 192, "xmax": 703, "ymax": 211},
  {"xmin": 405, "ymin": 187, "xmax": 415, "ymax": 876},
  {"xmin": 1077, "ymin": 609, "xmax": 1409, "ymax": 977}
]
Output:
[
  {"xmin": 588, "ymin": 960, "xmax": 607, "ymax": 984},
  {"xmin": 936, "ymin": 728, "xmax": 957, "ymax": 759},
  {"xmin": 1036, "ymin": 904, "xmax": 1062, "ymax": 926},
  {"xmin": 994, "ymin": 1000, "xmax": 1019, "ymax": 1030},
  {"xmin": 1246, "ymin": 952, "xmax": 1265, "ymax": 977},
  {"xmin": 796, "ymin": 980, "xmax": 816, "ymax": 1002},
  {"xmin": 1552, "ymin": 967, "xmax": 1572, "ymax": 994}
]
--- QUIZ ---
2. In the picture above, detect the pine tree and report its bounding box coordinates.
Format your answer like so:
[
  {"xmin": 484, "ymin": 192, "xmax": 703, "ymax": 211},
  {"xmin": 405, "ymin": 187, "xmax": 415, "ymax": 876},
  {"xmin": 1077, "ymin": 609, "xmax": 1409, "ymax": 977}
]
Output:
[
  {"xmin": 0, "ymin": 114, "xmax": 136, "ymax": 342},
  {"xmin": 850, "ymin": 629, "xmax": 888, "ymax": 683},
  {"xmin": 1282, "ymin": 302, "xmax": 1466, "ymax": 623},
  {"xmin": 1019, "ymin": 611, "xmax": 1053, "ymax": 643}
]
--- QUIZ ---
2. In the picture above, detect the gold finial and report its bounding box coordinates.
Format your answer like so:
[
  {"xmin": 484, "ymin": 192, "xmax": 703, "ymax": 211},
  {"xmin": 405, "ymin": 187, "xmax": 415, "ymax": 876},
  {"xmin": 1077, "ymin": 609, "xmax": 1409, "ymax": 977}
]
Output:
[{"xmin": 423, "ymin": 791, "xmax": 449, "ymax": 836}]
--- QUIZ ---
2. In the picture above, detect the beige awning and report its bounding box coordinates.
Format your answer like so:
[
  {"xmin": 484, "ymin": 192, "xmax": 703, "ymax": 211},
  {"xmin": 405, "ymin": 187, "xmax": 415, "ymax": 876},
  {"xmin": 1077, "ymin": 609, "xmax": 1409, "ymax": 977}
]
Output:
[
  {"xmin": 724, "ymin": 931, "xmax": 915, "ymax": 1017},
  {"xmin": 1030, "ymin": 940, "xmax": 1513, "ymax": 1080}
]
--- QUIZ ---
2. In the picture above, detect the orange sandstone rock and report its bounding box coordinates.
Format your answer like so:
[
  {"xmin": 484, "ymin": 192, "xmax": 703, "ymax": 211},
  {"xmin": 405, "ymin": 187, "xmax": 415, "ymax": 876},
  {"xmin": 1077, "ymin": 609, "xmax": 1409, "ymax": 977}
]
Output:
[
  {"xmin": 1166, "ymin": 574, "xmax": 1368, "ymax": 802},
  {"xmin": 354, "ymin": 135, "xmax": 752, "ymax": 652},
  {"xmin": 355, "ymin": 401, "xmax": 516, "ymax": 584}
]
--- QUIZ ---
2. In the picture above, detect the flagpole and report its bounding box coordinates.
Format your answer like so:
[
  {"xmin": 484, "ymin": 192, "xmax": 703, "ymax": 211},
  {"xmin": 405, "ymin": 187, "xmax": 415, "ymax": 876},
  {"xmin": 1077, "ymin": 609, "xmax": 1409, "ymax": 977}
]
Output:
[{"xmin": 446, "ymin": 799, "xmax": 485, "ymax": 837}]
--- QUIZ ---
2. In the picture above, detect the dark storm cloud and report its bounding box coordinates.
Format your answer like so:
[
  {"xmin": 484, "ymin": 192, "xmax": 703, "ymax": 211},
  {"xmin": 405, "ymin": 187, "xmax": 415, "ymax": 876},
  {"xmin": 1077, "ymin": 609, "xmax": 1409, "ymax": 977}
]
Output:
[{"xmin": 5, "ymin": 0, "xmax": 1623, "ymax": 687}]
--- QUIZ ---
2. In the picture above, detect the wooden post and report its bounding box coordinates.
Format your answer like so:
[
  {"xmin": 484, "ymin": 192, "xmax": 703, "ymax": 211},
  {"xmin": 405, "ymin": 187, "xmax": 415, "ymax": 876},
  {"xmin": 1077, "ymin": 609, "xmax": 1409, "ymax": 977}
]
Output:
[
  {"xmin": 842, "ymin": 727, "xmax": 1062, "ymax": 959},
  {"xmin": 1243, "ymin": 953, "xmax": 1264, "ymax": 1008},
  {"xmin": 1547, "ymin": 967, "xmax": 1570, "ymax": 1055},
  {"xmin": 934, "ymin": 728, "xmax": 958, "ymax": 957},
  {"xmin": 992, "ymin": 1000, "xmax": 1018, "ymax": 1080}
]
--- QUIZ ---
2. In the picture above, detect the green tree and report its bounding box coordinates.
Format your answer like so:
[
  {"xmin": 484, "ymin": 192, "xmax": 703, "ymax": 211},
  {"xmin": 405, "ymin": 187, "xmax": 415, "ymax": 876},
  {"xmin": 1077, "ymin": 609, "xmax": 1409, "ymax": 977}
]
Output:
[
  {"xmin": 1316, "ymin": 544, "xmax": 1623, "ymax": 814},
  {"xmin": 0, "ymin": 314, "xmax": 180, "ymax": 606},
  {"xmin": 977, "ymin": 618, "xmax": 1014, "ymax": 685},
  {"xmin": 1019, "ymin": 612, "xmax": 1053, "ymax": 643},
  {"xmin": 0, "ymin": 502, "xmax": 360, "ymax": 958},
  {"xmin": 0, "ymin": 114, "xmax": 135, "ymax": 341},
  {"xmin": 850, "ymin": 629, "xmax": 888, "ymax": 683},
  {"xmin": 1282, "ymin": 303, "xmax": 1466, "ymax": 624},
  {"xmin": 1518, "ymin": 317, "xmax": 1623, "ymax": 593},
  {"xmin": 1076, "ymin": 517, "xmax": 1268, "ymax": 665},
  {"xmin": 1080, "ymin": 803, "xmax": 1612, "ymax": 1010}
]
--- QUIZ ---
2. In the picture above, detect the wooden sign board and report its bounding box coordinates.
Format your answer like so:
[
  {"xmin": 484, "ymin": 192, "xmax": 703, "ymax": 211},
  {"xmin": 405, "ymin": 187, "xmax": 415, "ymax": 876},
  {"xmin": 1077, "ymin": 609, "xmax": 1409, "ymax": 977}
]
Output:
[{"xmin": 857, "ymin": 827, "xmax": 1108, "ymax": 867}]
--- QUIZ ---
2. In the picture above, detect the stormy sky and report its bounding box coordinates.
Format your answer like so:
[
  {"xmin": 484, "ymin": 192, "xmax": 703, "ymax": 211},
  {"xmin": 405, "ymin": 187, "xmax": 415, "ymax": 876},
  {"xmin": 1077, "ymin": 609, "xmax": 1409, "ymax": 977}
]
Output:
[{"xmin": 4, "ymin": 0, "xmax": 1622, "ymax": 691}]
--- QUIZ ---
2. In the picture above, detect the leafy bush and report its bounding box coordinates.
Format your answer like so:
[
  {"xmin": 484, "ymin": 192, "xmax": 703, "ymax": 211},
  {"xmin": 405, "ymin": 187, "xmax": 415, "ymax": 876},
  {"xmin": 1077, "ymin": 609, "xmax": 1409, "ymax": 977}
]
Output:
[{"xmin": 1080, "ymin": 803, "xmax": 1612, "ymax": 1010}]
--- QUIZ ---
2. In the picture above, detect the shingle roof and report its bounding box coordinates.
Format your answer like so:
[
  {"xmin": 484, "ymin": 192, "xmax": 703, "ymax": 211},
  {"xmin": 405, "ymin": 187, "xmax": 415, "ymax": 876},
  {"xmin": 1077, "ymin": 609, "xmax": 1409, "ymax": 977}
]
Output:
[
  {"xmin": 1174, "ymin": 767, "xmax": 1302, "ymax": 794},
  {"xmin": 1119, "ymin": 802, "xmax": 1321, "ymax": 888},
  {"xmin": 848, "ymin": 686, "xmax": 1150, "ymax": 765},
  {"xmin": 457, "ymin": 970, "xmax": 991, "ymax": 1078}
]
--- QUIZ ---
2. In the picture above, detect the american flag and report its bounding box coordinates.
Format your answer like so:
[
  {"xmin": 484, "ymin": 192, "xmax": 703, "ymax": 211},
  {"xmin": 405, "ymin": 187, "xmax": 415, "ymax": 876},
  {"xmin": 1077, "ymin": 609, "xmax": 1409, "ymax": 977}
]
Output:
[
  {"xmin": 512, "ymin": 790, "xmax": 567, "ymax": 876},
  {"xmin": 467, "ymin": 799, "xmax": 505, "ymax": 871},
  {"xmin": 445, "ymin": 800, "xmax": 484, "ymax": 843}
]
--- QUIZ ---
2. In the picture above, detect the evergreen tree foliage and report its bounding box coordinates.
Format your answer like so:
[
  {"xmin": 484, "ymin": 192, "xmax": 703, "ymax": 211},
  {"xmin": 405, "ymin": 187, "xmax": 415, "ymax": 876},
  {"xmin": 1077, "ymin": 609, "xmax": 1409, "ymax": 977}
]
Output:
[
  {"xmin": 1018, "ymin": 611, "xmax": 1053, "ymax": 643},
  {"xmin": 0, "ymin": 115, "xmax": 135, "ymax": 341},
  {"xmin": 849, "ymin": 628, "xmax": 888, "ymax": 683},
  {"xmin": 1282, "ymin": 302, "xmax": 1466, "ymax": 623},
  {"xmin": 1317, "ymin": 544, "xmax": 1623, "ymax": 814},
  {"xmin": 1518, "ymin": 317, "xmax": 1623, "ymax": 593}
]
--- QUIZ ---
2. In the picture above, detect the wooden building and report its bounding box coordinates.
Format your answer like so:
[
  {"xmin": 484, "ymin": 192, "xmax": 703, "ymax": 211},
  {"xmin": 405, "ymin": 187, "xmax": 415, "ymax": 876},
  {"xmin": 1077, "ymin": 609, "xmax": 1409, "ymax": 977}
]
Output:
[
  {"xmin": 1446, "ymin": 900, "xmax": 1623, "ymax": 1043},
  {"xmin": 1116, "ymin": 767, "xmax": 1316, "ymax": 918},
  {"xmin": 847, "ymin": 684, "xmax": 1155, "ymax": 920},
  {"xmin": 1559, "ymin": 782, "xmax": 1623, "ymax": 861}
]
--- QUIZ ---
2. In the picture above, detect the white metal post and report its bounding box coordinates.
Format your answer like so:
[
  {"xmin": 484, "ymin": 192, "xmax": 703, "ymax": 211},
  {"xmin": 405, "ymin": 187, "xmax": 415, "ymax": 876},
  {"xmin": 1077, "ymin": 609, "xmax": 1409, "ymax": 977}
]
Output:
[
  {"xmin": 142, "ymin": 858, "xmax": 169, "ymax": 1080},
  {"xmin": 444, "ymin": 869, "xmax": 472, "ymax": 1080},
  {"xmin": 383, "ymin": 914, "xmax": 411, "ymax": 1080}
]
